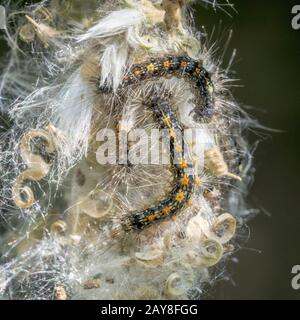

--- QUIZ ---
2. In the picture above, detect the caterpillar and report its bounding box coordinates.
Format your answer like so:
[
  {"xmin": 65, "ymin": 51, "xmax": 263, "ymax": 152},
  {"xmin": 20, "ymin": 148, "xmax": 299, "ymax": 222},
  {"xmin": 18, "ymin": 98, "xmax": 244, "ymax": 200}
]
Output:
[
  {"xmin": 119, "ymin": 55, "xmax": 215, "ymax": 121},
  {"xmin": 124, "ymin": 94, "xmax": 195, "ymax": 230},
  {"xmin": 99, "ymin": 55, "xmax": 215, "ymax": 230}
]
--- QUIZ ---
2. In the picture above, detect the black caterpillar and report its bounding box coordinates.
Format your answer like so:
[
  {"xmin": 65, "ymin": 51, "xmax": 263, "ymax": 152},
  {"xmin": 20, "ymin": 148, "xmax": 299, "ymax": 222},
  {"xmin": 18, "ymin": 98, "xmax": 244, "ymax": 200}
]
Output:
[{"xmin": 99, "ymin": 55, "xmax": 214, "ymax": 230}]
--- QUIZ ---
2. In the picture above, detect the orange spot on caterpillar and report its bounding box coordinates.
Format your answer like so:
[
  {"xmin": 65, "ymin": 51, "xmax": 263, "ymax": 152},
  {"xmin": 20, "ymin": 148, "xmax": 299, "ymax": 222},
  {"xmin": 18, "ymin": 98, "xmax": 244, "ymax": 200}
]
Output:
[
  {"xmin": 169, "ymin": 128, "xmax": 176, "ymax": 139},
  {"xmin": 147, "ymin": 214, "xmax": 157, "ymax": 221},
  {"xmin": 134, "ymin": 69, "xmax": 142, "ymax": 76},
  {"xmin": 162, "ymin": 206, "xmax": 171, "ymax": 215},
  {"xmin": 162, "ymin": 116, "xmax": 171, "ymax": 127},
  {"xmin": 147, "ymin": 63, "xmax": 156, "ymax": 71},
  {"xmin": 175, "ymin": 191, "xmax": 185, "ymax": 203},
  {"xmin": 163, "ymin": 60, "xmax": 171, "ymax": 68},
  {"xmin": 179, "ymin": 159, "xmax": 188, "ymax": 169},
  {"xmin": 180, "ymin": 175, "xmax": 189, "ymax": 186}
]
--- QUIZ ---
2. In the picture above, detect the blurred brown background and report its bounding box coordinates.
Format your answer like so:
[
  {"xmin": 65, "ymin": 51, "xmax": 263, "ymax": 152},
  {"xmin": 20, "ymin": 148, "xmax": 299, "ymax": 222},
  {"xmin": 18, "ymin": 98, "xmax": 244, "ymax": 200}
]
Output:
[{"xmin": 0, "ymin": 0, "xmax": 299, "ymax": 299}]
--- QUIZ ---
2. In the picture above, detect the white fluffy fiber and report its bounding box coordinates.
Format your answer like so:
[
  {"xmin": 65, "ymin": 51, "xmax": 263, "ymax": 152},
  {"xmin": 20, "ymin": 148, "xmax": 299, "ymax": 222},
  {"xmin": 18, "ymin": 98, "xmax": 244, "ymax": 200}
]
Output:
[
  {"xmin": 0, "ymin": 0, "xmax": 253, "ymax": 300},
  {"xmin": 52, "ymin": 70, "xmax": 94, "ymax": 160},
  {"xmin": 77, "ymin": 9, "xmax": 144, "ymax": 42}
]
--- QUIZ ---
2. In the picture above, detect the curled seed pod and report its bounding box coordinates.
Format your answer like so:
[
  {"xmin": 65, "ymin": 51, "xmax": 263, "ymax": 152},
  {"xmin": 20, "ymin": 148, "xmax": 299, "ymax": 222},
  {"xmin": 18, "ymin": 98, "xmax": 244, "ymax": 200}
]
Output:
[
  {"xmin": 165, "ymin": 272, "xmax": 186, "ymax": 297},
  {"xmin": 205, "ymin": 147, "xmax": 241, "ymax": 181},
  {"xmin": 135, "ymin": 248, "xmax": 164, "ymax": 267},
  {"xmin": 198, "ymin": 238, "xmax": 224, "ymax": 267},
  {"xmin": 50, "ymin": 220, "xmax": 67, "ymax": 235},
  {"xmin": 12, "ymin": 176, "xmax": 35, "ymax": 209},
  {"xmin": 12, "ymin": 129, "xmax": 56, "ymax": 209},
  {"xmin": 19, "ymin": 129, "xmax": 56, "ymax": 161},
  {"xmin": 81, "ymin": 189, "xmax": 113, "ymax": 219},
  {"xmin": 210, "ymin": 213, "xmax": 237, "ymax": 244},
  {"xmin": 12, "ymin": 165, "xmax": 50, "ymax": 208},
  {"xmin": 19, "ymin": 23, "xmax": 36, "ymax": 43}
]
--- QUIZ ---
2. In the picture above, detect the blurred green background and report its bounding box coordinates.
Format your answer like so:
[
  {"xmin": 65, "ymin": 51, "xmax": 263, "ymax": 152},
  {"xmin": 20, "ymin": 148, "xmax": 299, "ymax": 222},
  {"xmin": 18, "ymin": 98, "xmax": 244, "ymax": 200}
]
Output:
[
  {"xmin": 196, "ymin": 0, "xmax": 300, "ymax": 299},
  {"xmin": 0, "ymin": 0, "xmax": 299, "ymax": 300}
]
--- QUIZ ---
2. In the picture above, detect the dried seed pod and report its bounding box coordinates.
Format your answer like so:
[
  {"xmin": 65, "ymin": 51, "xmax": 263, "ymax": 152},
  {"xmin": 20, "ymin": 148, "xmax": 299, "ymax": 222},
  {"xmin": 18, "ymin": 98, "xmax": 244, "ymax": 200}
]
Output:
[
  {"xmin": 19, "ymin": 129, "xmax": 56, "ymax": 164},
  {"xmin": 19, "ymin": 23, "xmax": 35, "ymax": 43},
  {"xmin": 198, "ymin": 238, "xmax": 223, "ymax": 267},
  {"xmin": 12, "ymin": 175, "xmax": 36, "ymax": 209},
  {"xmin": 205, "ymin": 147, "xmax": 241, "ymax": 181},
  {"xmin": 12, "ymin": 129, "xmax": 56, "ymax": 209},
  {"xmin": 165, "ymin": 272, "xmax": 185, "ymax": 297},
  {"xmin": 50, "ymin": 220, "xmax": 67, "ymax": 235},
  {"xmin": 210, "ymin": 213, "xmax": 237, "ymax": 244}
]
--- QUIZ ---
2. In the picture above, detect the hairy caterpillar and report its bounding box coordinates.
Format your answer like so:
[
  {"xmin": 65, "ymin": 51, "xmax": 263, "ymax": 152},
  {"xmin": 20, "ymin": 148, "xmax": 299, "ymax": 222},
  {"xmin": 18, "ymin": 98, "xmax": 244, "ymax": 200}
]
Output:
[
  {"xmin": 118, "ymin": 55, "xmax": 214, "ymax": 121},
  {"xmin": 123, "ymin": 94, "xmax": 195, "ymax": 230},
  {"xmin": 100, "ymin": 55, "xmax": 214, "ymax": 230}
]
